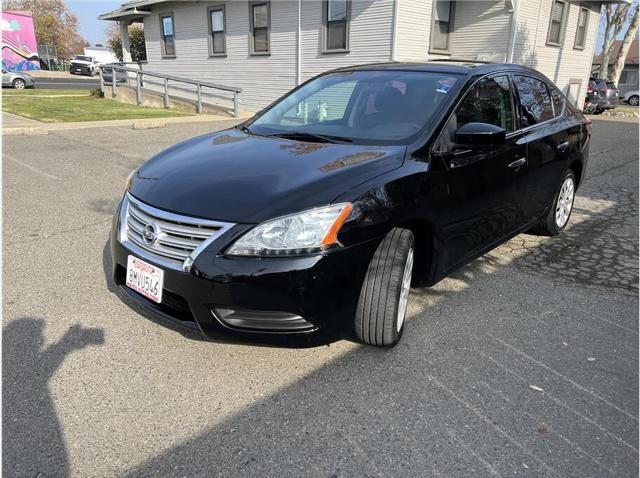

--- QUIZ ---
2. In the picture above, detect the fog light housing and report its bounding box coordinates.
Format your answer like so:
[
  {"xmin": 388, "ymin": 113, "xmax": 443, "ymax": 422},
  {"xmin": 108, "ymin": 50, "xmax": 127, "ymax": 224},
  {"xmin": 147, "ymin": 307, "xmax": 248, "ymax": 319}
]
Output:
[{"xmin": 212, "ymin": 307, "xmax": 315, "ymax": 332}]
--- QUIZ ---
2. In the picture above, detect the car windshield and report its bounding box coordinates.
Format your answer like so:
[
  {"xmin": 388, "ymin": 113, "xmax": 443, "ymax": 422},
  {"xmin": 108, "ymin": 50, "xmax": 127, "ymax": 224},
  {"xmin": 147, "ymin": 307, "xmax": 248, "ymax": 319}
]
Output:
[
  {"xmin": 247, "ymin": 70, "xmax": 461, "ymax": 145},
  {"xmin": 75, "ymin": 56, "xmax": 92, "ymax": 62}
]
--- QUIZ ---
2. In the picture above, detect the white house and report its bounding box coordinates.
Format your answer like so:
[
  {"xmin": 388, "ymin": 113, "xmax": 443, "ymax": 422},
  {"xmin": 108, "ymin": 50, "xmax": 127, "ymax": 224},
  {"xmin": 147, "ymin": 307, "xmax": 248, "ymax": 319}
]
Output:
[{"xmin": 100, "ymin": 0, "xmax": 623, "ymax": 111}]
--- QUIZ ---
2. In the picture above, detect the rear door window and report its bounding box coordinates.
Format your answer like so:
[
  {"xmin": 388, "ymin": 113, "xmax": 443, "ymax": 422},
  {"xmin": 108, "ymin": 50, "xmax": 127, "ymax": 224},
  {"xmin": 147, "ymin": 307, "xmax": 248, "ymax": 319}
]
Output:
[{"xmin": 514, "ymin": 75, "xmax": 554, "ymax": 127}]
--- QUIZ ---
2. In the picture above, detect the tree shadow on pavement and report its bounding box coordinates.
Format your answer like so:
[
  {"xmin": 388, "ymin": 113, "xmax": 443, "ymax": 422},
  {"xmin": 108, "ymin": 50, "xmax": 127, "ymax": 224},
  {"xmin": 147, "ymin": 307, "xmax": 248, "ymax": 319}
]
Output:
[{"xmin": 2, "ymin": 318, "xmax": 104, "ymax": 477}]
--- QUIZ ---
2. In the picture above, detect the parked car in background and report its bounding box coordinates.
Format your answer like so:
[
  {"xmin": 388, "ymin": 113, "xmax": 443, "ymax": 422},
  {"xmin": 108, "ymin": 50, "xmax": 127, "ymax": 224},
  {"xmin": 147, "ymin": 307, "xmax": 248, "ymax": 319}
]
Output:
[
  {"xmin": 1, "ymin": 69, "xmax": 35, "ymax": 89},
  {"xmin": 111, "ymin": 62, "xmax": 591, "ymax": 348},
  {"xmin": 70, "ymin": 55, "xmax": 98, "ymax": 76},
  {"xmin": 101, "ymin": 63, "xmax": 128, "ymax": 84},
  {"xmin": 584, "ymin": 77, "xmax": 620, "ymax": 114},
  {"xmin": 622, "ymin": 89, "xmax": 639, "ymax": 106}
]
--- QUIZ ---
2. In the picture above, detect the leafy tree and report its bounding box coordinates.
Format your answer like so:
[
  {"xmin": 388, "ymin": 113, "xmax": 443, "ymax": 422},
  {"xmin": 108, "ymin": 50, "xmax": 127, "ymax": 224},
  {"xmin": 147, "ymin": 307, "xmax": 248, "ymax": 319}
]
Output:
[
  {"xmin": 106, "ymin": 24, "xmax": 147, "ymax": 62},
  {"xmin": 3, "ymin": 0, "xmax": 87, "ymax": 57}
]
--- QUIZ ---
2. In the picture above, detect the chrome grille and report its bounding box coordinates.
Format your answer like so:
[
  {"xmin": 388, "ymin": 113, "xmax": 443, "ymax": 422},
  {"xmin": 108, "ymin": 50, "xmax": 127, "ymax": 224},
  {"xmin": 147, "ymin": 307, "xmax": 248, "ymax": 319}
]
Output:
[{"xmin": 119, "ymin": 193, "xmax": 234, "ymax": 271}]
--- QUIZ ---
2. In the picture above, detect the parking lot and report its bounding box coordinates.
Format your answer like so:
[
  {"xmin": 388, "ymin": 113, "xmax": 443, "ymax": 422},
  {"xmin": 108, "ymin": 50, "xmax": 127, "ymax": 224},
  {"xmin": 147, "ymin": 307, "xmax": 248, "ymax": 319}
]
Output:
[{"xmin": 3, "ymin": 117, "xmax": 638, "ymax": 477}]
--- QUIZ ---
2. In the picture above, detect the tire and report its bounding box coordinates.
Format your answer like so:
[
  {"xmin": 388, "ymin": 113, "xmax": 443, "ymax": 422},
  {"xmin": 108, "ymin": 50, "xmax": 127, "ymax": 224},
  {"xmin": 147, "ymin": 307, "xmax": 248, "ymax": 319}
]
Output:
[
  {"xmin": 628, "ymin": 95, "xmax": 639, "ymax": 107},
  {"xmin": 594, "ymin": 106, "xmax": 604, "ymax": 115},
  {"xmin": 530, "ymin": 170, "xmax": 576, "ymax": 236},
  {"xmin": 355, "ymin": 228, "xmax": 415, "ymax": 347},
  {"xmin": 12, "ymin": 78, "xmax": 25, "ymax": 89}
]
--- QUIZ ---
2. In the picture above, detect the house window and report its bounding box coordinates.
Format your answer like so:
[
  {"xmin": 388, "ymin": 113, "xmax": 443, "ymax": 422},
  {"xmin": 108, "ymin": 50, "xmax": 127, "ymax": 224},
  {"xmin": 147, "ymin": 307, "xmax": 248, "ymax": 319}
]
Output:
[
  {"xmin": 574, "ymin": 5, "xmax": 589, "ymax": 50},
  {"xmin": 324, "ymin": 0, "xmax": 350, "ymax": 52},
  {"xmin": 160, "ymin": 13, "xmax": 176, "ymax": 57},
  {"xmin": 547, "ymin": 0, "xmax": 567, "ymax": 46},
  {"xmin": 430, "ymin": 1, "xmax": 454, "ymax": 53},
  {"xmin": 208, "ymin": 6, "xmax": 226, "ymax": 55},
  {"xmin": 250, "ymin": 2, "xmax": 270, "ymax": 54},
  {"xmin": 619, "ymin": 69, "xmax": 639, "ymax": 85}
]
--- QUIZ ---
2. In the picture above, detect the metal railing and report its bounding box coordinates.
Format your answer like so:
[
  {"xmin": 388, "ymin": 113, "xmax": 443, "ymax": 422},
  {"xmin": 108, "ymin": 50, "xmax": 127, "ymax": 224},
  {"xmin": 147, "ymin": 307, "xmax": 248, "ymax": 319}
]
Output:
[{"xmin": 99, "ymin": 65, "xmax": 242, "ymax": 117}]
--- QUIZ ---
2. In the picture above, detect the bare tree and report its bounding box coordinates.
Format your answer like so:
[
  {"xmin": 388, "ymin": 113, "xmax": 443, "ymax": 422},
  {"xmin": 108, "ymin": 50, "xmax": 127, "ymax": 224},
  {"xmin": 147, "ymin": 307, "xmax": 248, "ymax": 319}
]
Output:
[
  {"xmin": 609, "ymin": 4, "xmax": 640, "ymax": 84},
  {"xmin": 598, "ymin": 2, "xmax": 633, "ymax": 78}
]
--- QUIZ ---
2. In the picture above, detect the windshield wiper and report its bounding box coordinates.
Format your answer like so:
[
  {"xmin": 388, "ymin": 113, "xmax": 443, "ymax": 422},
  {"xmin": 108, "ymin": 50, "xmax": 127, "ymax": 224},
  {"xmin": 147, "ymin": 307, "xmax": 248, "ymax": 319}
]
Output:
[{"xmin": 266, "ymin": 131, "xmax": 352, "ymax": 144}]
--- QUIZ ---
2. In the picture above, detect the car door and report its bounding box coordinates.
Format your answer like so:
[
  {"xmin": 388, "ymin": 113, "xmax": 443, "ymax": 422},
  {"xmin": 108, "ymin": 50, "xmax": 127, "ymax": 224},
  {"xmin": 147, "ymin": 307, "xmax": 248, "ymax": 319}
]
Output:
[
  {"xmin": 432, "ymin": 74, "xmax": 527, "ymax": 271},
  {"xmin": 512, "ymin": 75, "xmax": 572, "ymax": 219}
]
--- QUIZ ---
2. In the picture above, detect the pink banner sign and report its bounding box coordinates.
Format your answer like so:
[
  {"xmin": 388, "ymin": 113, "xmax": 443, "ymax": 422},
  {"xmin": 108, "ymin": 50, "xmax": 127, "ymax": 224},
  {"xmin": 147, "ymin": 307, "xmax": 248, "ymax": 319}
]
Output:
[{"xmin": 2, "ymin": 10, "xmax": 40, "ymax": 71}]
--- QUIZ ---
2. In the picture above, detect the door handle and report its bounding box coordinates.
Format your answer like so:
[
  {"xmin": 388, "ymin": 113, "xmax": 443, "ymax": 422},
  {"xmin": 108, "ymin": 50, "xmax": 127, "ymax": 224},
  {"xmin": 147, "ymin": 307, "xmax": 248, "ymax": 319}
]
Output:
[
  {"xmin": 508, "ymin": 157, "xmax": 526, "ymax": 169},
  {"xmin": 557, "ymin": 141, "xmax": 570, "ymax": 151}
]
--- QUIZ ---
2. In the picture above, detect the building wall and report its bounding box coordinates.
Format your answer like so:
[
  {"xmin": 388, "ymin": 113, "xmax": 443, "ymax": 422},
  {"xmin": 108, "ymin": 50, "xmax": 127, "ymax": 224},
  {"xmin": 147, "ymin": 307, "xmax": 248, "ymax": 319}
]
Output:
[
  {"xmin": 450, "ymin": 0, "xmax": 512, "ymax": 62},
  {"xmin": 141, "ymin": 0, "xmax": 394, "ymax": 111},
  {"xmin": 394, "ymin": 0, "xmax": 432, "ymax": 61},
  {"xmin": 618, "ymin": 64, "xmax": 639, "ymax": 96},
  {"xmin": 512, "ymin": 0, "xmax": 600, "ymax": 108},
  {"xmin": 142, "ymin": 1, "xmax": 298, "ymax": 111},
  {"xmin": 300, "ymin": 0, "xmax": 395, "ymax": 79},
  {"xmin": 135, "ymin": 0, "xmax": 600, "ymax": 111}
]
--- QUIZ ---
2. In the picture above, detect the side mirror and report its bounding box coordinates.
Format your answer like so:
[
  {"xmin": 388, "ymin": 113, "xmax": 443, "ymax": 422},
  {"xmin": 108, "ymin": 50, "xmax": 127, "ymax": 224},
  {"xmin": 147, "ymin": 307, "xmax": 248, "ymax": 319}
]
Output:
[{"xmin": 455, "ymin": 122, "xmax": 506, "ymax": 147}]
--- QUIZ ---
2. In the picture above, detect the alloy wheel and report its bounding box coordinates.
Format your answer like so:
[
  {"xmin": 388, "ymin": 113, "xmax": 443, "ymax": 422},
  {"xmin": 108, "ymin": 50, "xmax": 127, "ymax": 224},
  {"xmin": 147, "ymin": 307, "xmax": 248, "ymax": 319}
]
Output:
[
  {"xmin": 396, "ymin": 247, "xmax": 414, "ymax": 332},
  {"xmin": 629, "ymin": 96, "xmax": 639, "ymax": 107},
  {"xmin": 555, "ymin": 177, "xmax": 575, "ymax": 229},
  {"xmin": 13, "ymin": 79, "xmax": 25, "ymax": 89}
]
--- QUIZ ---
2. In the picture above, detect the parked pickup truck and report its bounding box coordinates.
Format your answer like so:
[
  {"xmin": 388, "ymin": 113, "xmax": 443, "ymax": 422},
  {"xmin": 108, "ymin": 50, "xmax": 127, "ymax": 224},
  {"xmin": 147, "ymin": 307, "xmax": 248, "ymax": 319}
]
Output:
[{"xmin": 70, "ymin": 56, "xmax": 98, "ymax": 76}]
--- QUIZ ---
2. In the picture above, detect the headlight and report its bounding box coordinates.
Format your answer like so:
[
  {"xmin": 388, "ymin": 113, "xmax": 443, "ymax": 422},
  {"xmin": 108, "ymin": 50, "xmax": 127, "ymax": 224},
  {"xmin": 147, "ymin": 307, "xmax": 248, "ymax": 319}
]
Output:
[{"xmin": 226, "ymin": 203, "xmax": 353, "ymax": 256}]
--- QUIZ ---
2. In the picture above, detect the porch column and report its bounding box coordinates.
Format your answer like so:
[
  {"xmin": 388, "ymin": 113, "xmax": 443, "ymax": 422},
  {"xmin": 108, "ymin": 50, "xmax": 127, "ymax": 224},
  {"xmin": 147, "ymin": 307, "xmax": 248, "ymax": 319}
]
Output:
[{"xmin": 120, "ymin": 21, "xmax": 132, "ymax": 63}]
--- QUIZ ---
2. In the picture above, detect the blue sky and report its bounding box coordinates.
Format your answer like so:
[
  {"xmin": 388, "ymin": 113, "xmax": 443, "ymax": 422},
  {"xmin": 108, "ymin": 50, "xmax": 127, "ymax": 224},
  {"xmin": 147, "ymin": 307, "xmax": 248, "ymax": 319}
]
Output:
[{"xmin": 67, "ymin": 1, "xmax": 122, "ymax": 46}]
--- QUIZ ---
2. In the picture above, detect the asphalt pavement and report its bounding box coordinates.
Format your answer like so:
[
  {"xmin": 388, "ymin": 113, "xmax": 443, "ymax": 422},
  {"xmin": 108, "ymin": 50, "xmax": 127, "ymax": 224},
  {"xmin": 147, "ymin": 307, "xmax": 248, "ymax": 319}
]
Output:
[
  {"xmin": 3, "ymin": 118, "xmax": 638, "ymax": 477},
  {"xmin": 34, "ymin": 76, "xmax": 100, "ymax": 89}
]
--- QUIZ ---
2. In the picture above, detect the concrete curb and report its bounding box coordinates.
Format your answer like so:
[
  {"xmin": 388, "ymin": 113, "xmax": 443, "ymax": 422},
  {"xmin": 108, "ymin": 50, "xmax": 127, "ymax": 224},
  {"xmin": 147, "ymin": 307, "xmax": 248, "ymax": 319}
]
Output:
[{"xmin": 2, "ymin": 113, "xmax": 249, "ymax": 135}]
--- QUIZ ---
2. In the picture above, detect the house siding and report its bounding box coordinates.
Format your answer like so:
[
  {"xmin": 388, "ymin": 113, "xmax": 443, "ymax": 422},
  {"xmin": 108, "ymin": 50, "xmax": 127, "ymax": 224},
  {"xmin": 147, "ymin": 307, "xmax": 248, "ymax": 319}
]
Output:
[
  {"xmin": 143, "ymin": 1, "xmax": 298, "ymax": 111},
  {"xmin": 129, "ymin": 0, "xmax": 601, "ymax": 111},
  {"xmin": 394, "ymin": 0, "xmax": 432, "ymax": 61},
  {"xmin": 512, "ymin": 0, "xmax": 600, "ymax": 108},
  {"xmin": 450, "ymin": 1, "xmax": 512, "ymax": 62},
  {"xmin": 299, "ymin": 0, "xmax": 395, "ymax": 79},
  {"xmin": 142, "ymin": 0, "xmax": 394, "ymax": 111}
]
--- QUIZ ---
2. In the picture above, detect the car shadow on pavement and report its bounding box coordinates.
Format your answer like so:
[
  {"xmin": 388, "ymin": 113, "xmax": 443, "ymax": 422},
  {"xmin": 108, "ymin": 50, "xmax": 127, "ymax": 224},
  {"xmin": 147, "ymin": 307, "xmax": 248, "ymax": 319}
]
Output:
[{"xmin": 2, "ymin": 318, "xmax": 104, "ymax": 477}]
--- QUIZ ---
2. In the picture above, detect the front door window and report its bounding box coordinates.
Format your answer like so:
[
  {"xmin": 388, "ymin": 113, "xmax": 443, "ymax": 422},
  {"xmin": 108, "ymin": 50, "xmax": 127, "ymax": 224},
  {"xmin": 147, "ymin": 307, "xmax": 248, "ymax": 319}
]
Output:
[{"xmin": 435, "ymin": 75, "xmax": 514, "ymax": 153}]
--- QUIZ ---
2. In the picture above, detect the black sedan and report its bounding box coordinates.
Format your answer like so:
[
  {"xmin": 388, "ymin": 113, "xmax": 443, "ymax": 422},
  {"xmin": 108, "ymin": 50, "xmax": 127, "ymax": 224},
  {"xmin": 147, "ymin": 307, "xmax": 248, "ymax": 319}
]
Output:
[{"xmin": 111, "ymin": 61, "xmax": 591, "ymax": 347}]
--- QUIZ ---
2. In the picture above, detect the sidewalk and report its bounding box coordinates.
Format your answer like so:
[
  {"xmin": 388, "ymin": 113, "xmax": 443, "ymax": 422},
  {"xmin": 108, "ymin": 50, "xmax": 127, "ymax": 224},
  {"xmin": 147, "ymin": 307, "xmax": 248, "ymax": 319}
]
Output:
[
  {"xmin": 2, "ymin": 111, "xmax": 249, "ymax": 136},
  {"xmin": 28, "ymin": 70, "xmax": 95, "ymax": 80}
]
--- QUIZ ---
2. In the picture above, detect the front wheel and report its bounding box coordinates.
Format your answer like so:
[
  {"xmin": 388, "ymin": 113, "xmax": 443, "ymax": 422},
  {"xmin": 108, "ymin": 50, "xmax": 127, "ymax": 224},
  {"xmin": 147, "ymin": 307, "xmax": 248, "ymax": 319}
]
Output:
[
  {"xmin": 355, "ymin": 228, "xmax": 415, "ymax": 347},
  {"xmin": 531, "ymin": 170, "xmax": 576, "ymax": 236},
  {"xmin": 12, "ymin": 78, "xmax": 25, "ymax": 89}
]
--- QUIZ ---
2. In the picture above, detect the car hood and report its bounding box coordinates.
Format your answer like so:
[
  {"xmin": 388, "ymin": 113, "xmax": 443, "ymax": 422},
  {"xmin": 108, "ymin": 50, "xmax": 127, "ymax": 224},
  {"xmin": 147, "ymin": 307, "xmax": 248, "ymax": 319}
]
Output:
[{"xmin": 129, "ymin": 128, "xmax": 405, "ymax": 223}]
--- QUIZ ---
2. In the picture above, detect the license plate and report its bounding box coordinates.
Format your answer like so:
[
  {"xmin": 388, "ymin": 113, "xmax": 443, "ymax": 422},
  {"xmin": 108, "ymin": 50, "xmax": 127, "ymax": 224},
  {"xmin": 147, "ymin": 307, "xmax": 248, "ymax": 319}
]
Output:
[{"xmin": 126, "ymin": 255, "xmax": 164, "ymax": 303}]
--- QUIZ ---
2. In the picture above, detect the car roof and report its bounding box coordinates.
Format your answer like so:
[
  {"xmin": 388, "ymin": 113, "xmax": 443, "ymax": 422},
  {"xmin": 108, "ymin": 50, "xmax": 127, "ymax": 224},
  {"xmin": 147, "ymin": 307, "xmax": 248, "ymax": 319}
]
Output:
[{"xmin": 330, "ymin": 60, "xmax": 544, "ymax": 77}]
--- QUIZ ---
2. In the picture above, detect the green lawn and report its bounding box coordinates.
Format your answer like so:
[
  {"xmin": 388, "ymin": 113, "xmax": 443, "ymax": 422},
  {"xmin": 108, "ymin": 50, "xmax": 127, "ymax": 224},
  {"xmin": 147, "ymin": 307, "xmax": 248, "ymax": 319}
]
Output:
[{"xmin": 3, "ymin": 89, "xmax": 193, "ymax": 122}]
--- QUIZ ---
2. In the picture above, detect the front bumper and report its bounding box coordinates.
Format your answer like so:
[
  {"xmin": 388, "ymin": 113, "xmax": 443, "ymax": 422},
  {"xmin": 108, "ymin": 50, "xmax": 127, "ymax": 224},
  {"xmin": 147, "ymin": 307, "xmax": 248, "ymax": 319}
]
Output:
[{"xmin": 110, "ymin": 203, "xmax": 379, "ymax": 345}]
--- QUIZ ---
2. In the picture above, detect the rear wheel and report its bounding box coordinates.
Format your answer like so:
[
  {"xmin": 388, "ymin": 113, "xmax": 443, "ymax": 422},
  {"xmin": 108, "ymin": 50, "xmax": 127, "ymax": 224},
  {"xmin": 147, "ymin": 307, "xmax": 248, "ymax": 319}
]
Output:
[
  {"xmin": 531, "ymin": 170, "xmax": 576, "ymax": 236},
  {"xmin": 628, "ymin": 95, "xmax": 639, "ymax": 107},
  {"xmin": 355, "ymin": 228, "xmax": 414, "ymax": 347},
  {"xmin": 12, "ymin": 78, "xmax": 25, "ymax": 89}
]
